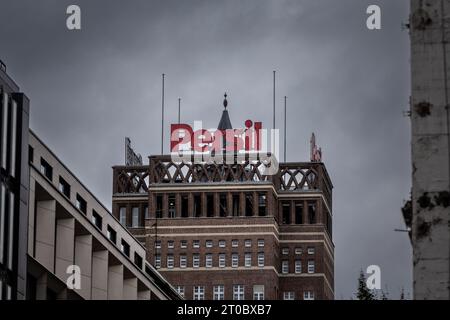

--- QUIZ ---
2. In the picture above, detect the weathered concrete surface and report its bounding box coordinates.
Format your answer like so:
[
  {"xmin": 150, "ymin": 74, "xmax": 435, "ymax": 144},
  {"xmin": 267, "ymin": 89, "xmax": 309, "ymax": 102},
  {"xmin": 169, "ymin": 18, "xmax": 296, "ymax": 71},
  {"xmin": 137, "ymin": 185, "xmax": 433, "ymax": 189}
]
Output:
[{"xmin": 410, "ymin": 0, "xmax": 450, "ymax": 300}]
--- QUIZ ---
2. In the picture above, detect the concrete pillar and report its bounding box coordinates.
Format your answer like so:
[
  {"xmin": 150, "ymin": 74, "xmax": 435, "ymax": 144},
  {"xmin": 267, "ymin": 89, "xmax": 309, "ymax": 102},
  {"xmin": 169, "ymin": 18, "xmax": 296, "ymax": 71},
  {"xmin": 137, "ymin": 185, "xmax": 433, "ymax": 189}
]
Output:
[
  {"xmin": 253, "ymin": 192, "xmax": 258, "ymax": 216},
  {"xmin": 75, "ymin": 234, "xmax": 93, "ymax": 299},
  {"xmin": 317, "ymin": 199, "xmax": 323, "ymax": 224},
  {"xmin": 57, "ymin": 289, "xmax": 68, "ymax": 300},
  {"xmin": 35, "ymin": 200, "xmax": 56, "ymax": 272},
  {"xmin": 175, "ymin": 193, "xmax": 181, "ymax": 218},
  {"xmin": 267, "ymin": 191, "xmax": 274, "ymax": 217},
  {"xmin": 36, "ymin": 273, "xmax": 48, "ymax": 300},
  {"xmin": 410, "ymin": 0, "xmax": 450, "ymax": 299},
  {"xmin": 290, "ymin": 200, "xmax": 295, "ymax": 225},
  {"xmin": 188, "ymin": 193, "xmax": 194, "ymax": 217},
  {"xmin": 303, "ymin": 200, "xmax": 308, "ymax": 224},
  {"xmin": 227, "ymin": 192, "xmax": 233, "ymax": 217},
  {"xmin": 239, "ymin": 192, "xmax": 245, "ymax": 217},
  {"xmin": 162, "ymin": 194, "xmax": 168, "ymax": 218},
  {"xmin": 91, "ymin": 250, "xmax": 108, "ymax": 299},
  {"xmin": 28, "ymin": 177, "xmax": 36, "ymax": 256},
  {"xmin": 140, "ymin": 203, "xmax": 145, "ymax": 225},
  {"xmin": 214, "ymin": 193, "xmax": 220, "ymax": 217},
  {"xmin": 107, "ymin": 264, "xmax": 124, "ymax": 300},
  {"xmin": 201, "ymin": 193, "xmax": 207, "ymax": 217},
  {"xmin": 138, "ymin": 288, "xmax": 151, "ymax": 300},
  {"xmin": 123, "ymin": 277, "xmax": 138, "ymax": 300},
  {"xmin": 126, "ymin": 204, "xmax": 132, "ymax": 228},
  {"xmin": 150, "ymin": 195, "xmax": 155, "ymax": 219},
  {"xmin": 55, "ymin": 218, "xmax": 75, "ymax": 280}
]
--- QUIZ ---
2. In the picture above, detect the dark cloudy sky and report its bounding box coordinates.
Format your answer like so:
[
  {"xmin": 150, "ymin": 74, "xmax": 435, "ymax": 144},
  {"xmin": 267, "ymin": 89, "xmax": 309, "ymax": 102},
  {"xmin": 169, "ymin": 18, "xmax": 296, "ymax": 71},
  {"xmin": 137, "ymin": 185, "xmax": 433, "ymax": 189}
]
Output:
[{"xmin": 0, "ymin": 0, "xmax": 412, "ymax": 299}]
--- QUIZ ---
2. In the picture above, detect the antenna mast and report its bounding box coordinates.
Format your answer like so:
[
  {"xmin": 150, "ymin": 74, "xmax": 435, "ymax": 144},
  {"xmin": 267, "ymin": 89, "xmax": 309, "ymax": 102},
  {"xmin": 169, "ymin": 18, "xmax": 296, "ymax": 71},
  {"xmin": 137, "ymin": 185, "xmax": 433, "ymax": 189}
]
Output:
[
  {"xmin": 284, "ymin": 96, "xmax": 287, "ymax": 162},
  {"xmin": 161, "ymin": 73, "xmax": 165, "ymax": 155},
  {"xmin": 178, "ymin": 97, "xmax": 181, "ymax": 124}
]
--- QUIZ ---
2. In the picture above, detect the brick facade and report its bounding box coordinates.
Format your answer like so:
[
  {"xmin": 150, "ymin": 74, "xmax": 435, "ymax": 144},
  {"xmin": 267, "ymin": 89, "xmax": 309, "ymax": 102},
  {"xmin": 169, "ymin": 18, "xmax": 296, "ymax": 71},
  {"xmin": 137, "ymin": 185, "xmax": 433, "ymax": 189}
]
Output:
[{"xmin": 112, "ymin": 156, "xmax": 334, "ymax": 300}]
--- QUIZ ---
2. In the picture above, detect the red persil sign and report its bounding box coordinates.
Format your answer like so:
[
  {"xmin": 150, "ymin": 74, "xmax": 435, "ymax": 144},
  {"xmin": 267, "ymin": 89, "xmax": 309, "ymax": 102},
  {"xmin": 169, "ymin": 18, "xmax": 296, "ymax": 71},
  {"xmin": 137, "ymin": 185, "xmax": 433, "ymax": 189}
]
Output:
[
  {"xmin": 169, "ymin": 120, "xmax": 279, "ymax": 175},
  {"xmin": 170, "ymin": 120, "xmax": 263, "ymax": 153}
]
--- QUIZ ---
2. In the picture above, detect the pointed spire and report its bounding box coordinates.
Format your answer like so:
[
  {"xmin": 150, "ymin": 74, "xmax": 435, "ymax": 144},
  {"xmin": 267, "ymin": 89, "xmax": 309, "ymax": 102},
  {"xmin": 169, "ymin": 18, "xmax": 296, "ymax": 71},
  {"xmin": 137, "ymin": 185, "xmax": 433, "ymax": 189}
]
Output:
[
  {"xmin": 223, "ymin": 92, "xmax": 228, "ymax": 109},
  {"xmin": 218, "ymin": 92, "xmax": 232, "ymax": 130}
]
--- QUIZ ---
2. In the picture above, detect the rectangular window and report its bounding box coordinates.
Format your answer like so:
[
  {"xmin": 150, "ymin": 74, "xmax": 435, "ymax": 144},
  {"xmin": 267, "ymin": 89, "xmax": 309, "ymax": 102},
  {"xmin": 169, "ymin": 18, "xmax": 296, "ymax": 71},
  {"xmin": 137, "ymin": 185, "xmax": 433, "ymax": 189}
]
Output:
[
  {"xmin": 307, "ymin": 247, "xmax": 315, "ymax": 255},
  {"xmin": 231, "ymin": 239, "xmax": 238, "ymax": 247},
  {"xmin": 304, "ymin": 291, "xmax": 314, "ymax": 300},
  {"xmin": 282, "ymin": 260, "xmax": 289, "ymax": 274},
  {"xmin": 193, "ymin": 254, "xmax": 200, "ymax": 268},
  {"xmin": 155, "ymin": 195, "xmax": 163, "ymax": 218},
  {"xmin": 206, "ymin": 194, "xmax": 214, "ymax": 217},
  {"xmin": 193, "ymin": 286, "xmax": 205, "ymax": 300},
  {"xmin": 253, "ymin": 285, "xmax": 264, "ymax": 300},
  {"xmin": 121, "ymin": 240, "xmax": 130, "ymax": 257},
  {"xmin": 180, "ymin": 255, "xmax": 187, "ymax": 268},
  {"xmin": 245, "ymin": 239, "xmax": 252, "ymax": 247},
  {"xmin": 107, "ymin": 225, "xmax": 117, "ymax": 244},
  {"xmin": 92, "ymin": 210, "xmax": 102, "ymax": 230},
  {"xmin": 295, "ymin": 247, "xmax": 302, "ymax": 255},
  {"xmin": 119, "ymin": 207, "xmax": 126, "ymax": 226},
  {"xmin": 205, "ymin": 254, "xmax": 213, "ymax": 268},
  {"xmin": 0, "ymin": 92, "xmax": 7, "ymax": 170},
  {"xmin": 232, "ymin": 194, "xmax": 240, "ymax": 216},
  {"xmin": 258, "ymin": 239, "xmax": 265, "ymax": 247},
  {"xmin": 193, "ymin": 240, "xmax": 200, "ymax": 248},
  {"xmin": 245, "ymin": 193, "xmax": 253, "ymax": 216},
  {"xmin": 219, "ymin": 254, "xmax": 226, "ymax": 268},
  {"xmin": 219, "ymin": 194, "xmax": 227, "ymax": 217},
  {"xmin": 155, "ymin": 255, "xmax": 161, "ymax": 268},
  {"xmin": 168, "ymin": 194, "xmax": 176, "ymax": 218},
  {"xmin": 75, "ymin": 194, "xmax": 87, "ymax": 214},
  {"xmin": 282, "ymin": 247, "xmax": 289, "ymax": 255},
  {"xmin": 295, "ymin": 260, "xmax": 302, "ymax": 273},
  {"xmin": 258, "ymin": 193, "xmax": 266, "ymax": 216},
  {"xmin": 295, "ymin": 202, "xmax": 303, "ymax": 224},
  {"xmin": 193, "ymin": 194, "xmax": 202, "ymax": 217},
  {"xmin": 29, "ymin": 145, "xmax": 34, "ymax": 164},
  {"xmin": 167, "ymin": 255, "xmax": 174, "ymax": 269},
  {"xmin": 308, "ymin": 201, "xmax": 316, "ymax": 224},
  {"xmin": 180, "ymin": 240, "xmax": 187, "ymax": 248},
  {"xmin": 258, "ymin": 252, "xmax": 265, "ymax": 267},
  {"xmin": 282, "ymin": 202, "xmax": 291, "ymax": 224},
  {"xmin": 206, "ymin": 240, "xmax": 213, "ymax": 248},
  {"xmin": 58, "ymin": 176, "xmax": 71, "ymax": 198},
  {"xmin": 144, "ymin": 264, "xmax": 152, "ymax": 277},
  {"xmin": 233, "ymin": 285, "xmax": 244, "ymax": 300},
  {"xmin": 7, "ymin": 193, "xmax": 14, "ymax": 269},
  {"xmin": 144, "ymin": 205, "xmax": 149, "ymax": 219},
  {"xmin": 232, "ymin": 253, "xmax": 239, "ymax": 268},
  {"xmin": 155, "ymin": 240, "xmax": 161, "ymax": 249},
  {"xmin": 181, "ymin": 195, "xmax": 189, "ymax": 217},
  {"xmin": 308, "ymin": 260, "xmax": 315, "ymax": 273},
  {"xmin": 40, "ymin": 158, "xmax": 53, "ymax": 181},
  {"xmin": 168, "ymin": 240, "xmax": 174, "ymax": 249},
  {"xmin": 176, "ymin": 286, "xmax": 185, "ymax": 298},
  {"xmin": 283, "ymin": 292, "xmax": 295, "ymax": 300},
  {"xmin": 218, "ymin": 240, "xmax": 226, "ymax": 248},
  {"xmin": 213, "ymin": 285, "xmax": 224, "ymax": 300},
  {"xmin": 134, "ymin": 253, "xmax": 143, "ymax": 269},
  {"xmin": 131, "ymin": 207, "xmax": 139, "ymax": 227},
  {"xmin": 9, "ymin": 100, "xmax": 17, "ymax": 177},
  {"xmin": 245, "ymin": 253, "xmax": 252, "ymax": 267}
]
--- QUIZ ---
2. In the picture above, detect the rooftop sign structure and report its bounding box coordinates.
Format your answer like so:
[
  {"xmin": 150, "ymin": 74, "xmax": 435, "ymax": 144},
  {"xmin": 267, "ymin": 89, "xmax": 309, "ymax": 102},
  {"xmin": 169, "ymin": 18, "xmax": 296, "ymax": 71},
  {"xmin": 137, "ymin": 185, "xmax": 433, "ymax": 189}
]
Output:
[
  {"xmin": 125, "ymin": 137, "xmax": 143, "ymax": 166},
  {"xmin": 310, "ymin": 133, "xmax": 322, "ymax": 162}
]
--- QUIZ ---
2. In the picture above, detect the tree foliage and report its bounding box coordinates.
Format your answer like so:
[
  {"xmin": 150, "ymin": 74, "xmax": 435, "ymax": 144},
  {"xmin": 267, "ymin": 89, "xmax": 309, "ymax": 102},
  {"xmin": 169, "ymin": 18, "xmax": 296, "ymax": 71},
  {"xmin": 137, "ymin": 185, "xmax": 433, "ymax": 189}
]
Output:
[{"xmin": 355, "ymin": 270, "xmax": 376, "ymax": 300}]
